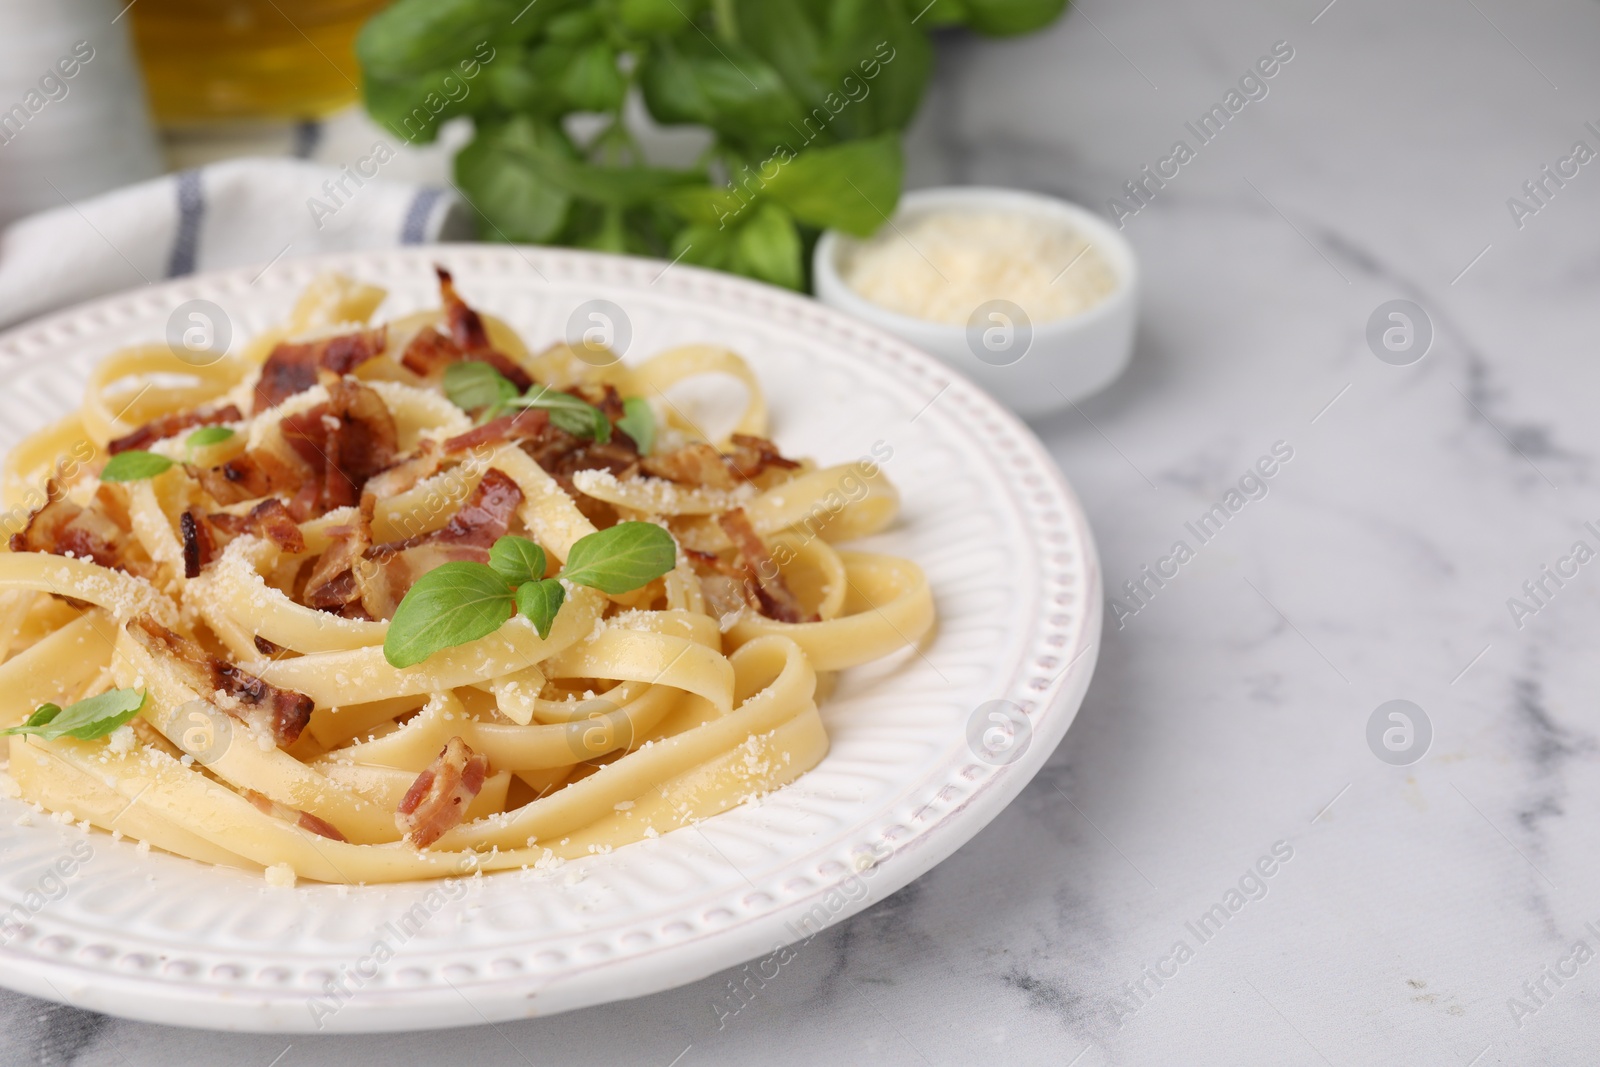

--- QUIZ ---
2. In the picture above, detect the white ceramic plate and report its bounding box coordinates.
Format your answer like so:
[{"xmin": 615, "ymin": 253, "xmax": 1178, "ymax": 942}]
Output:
[{"xmin": 0, "ymin": 246, "xmax": 1100, "ymax": 1033}]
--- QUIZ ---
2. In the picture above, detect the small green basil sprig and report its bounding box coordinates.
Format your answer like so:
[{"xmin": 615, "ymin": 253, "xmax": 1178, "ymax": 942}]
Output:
[
  {"xmin": 382, "ymin": 522, "xmax": 677, "ymax": 668},
  {"xmin": 441, "ymin": 360, "xmax": 655, "ymax": 453},
  {"xmin": 100, "ymin": 450, "xmax": 175, "ymax": 482},
  {"xmin": 2, "ymin": 688, "xmax": 147, "ymax": 741}
]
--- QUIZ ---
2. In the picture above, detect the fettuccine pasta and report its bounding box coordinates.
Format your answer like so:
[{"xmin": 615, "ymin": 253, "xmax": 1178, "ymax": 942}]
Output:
[{"xmin": 0, "ymin": 270, "xmax": 933, "ymax": 884}]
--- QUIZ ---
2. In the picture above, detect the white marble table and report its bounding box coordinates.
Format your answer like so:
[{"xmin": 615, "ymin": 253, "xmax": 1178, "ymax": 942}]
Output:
[{"xmin": 8, "ymin": 0, "xmax": 1600, "ymax": 1062}]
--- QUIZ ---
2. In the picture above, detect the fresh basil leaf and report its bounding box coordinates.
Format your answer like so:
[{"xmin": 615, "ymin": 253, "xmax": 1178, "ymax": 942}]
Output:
[
  {"xmin": 186, "ymin": 426, "xmax": 236, "ymax": 448},
  {"xmin": 962, "ymin": 0, "xmax": 1070, "ymax": 36},
  {"xmin": 101, "ymin": 450, "xmax": 175, "ymax": 483},
  {"xmin": 497, "ymin": 135, "xmax": 706, "ymax": 208},
  {"xmin": 914, "ymin": 0, "xmax": 977, "ymax": 28},
  {"xmin": 2, "ymin": 688, "xmax": 146, "ymax": 741},
  {"xmin": 455, "ymin": 117, "xmax": 575, "ymax": 243},
  {"xmin": 731, "ymin": 202, "xmax": 803, "ymax": 289},
  {"xmin": 761, "ymin": 135, "xmax": 902, "ymax": 236},
  {"xmin": 356, "ymin": 0, "xmax": 519, "ymax": 82},
  {"xmin": 662, "ymin": 184, "xmax": 750, "ymax": 227},
  {"xmin": 733, "ymin": 0, "xmax": 931, "ymax": 139},
  {"xmin": 560, "ymin": 42, "xmax": 626, "ymax": 113},
  {"xmin": 617, "ymin": 0, "xmax": 701, "ymax": 34},
  {"xmin": 670, "ymin": 222, "xmax": 738, "ymax": 274},
  {"xmin": 639, "ymin": 36, "xmax": 806, "ymax": 153},
  {"xmin": 14, "ymin": 704, "xmax": 59, "ymax": 730},
  {"xmin": 545, "ymin": 8, "xmax": 602, "ymax": 41},
  {"xmin": 383, "ymin": 562, "xmax": 516, "ymax": 668},
  {"xmin": 616, "ymin": 397, "xmax": 655, "ymax": 455},
  {"xmin": 506, "ymin": 387, "xmax": 611, "ymax": 443},
  {"xmin": 485, "ymin": 46, "xmax": 548, "ymax": 114},
  {"xmin": 489, "ymin": 535, "xmax": 547, "ymax": 586},
  {"xmin": 515, "ymin": 578, "xmax": 566, "ymax": 639},
  {"xmin": 444, "ymin": 360, "xmax": 519, "ymax": 412},
  {"xmin": 364, "ymin": 67, "xmax": 489, "ymax": 145},
  {"xmin": 572, "ymin": 205, "xmax": 631, "ymax": 253},
  {"xmin": 561, "ymin": 521, "xmax": 677, "ymax": 594}
]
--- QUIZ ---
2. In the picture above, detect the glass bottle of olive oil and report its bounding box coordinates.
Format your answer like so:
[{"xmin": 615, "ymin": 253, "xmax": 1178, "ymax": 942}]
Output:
[{"xmin": 128, "ymin": 0, "xmax": 388, "ymax": 122}]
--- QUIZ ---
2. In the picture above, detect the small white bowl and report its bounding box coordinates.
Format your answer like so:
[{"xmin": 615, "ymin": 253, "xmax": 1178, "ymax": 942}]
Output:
[{"xmin": 813, "ymin": 186, "xmax": 1139, "ymax": 419}]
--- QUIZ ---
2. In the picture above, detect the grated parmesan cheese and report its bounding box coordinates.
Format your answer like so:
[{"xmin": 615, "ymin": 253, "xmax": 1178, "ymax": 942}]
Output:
[{"xmin": 840, "ymin": 208, "xmax": 1117, "ymax": 326}]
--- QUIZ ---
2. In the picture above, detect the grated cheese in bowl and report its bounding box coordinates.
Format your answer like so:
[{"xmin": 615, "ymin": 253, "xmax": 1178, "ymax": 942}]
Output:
[{"xmin": 838, "ymin": 208, "xmax": 1117, "ymax": 326}]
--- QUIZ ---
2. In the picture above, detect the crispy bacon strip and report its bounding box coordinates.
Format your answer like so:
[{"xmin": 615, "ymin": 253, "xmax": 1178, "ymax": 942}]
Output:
[
  {"xmin": 192, "ymin": 449, "xmax": 303, "ymax": 506},
  {"xmin": 427, "ymin": 467, "xmax": 522, "ymax": 550},
  {"xmin": 398, "ymin": 269, "xmax": 534, "ymax": 391},
  {"xmin": 441, "ymin": 409, "xmax": 549, "ymax": 454},
  {"xmin": 641, "ymin": 442, "xmax": 735, "ymax": 490},
  {"xmin": 206, "ymin": 498, "xmax": 306, "ymax": 554},
  {"xmin": 396, "ymin": 736, "xmax": 488, "ymax": 849},
  {"xmin": 397, "ymin": 326, "xmax": 458, "ymax": 379},
  {"xmin": 243, "ymin": 789, "xmax": 348, "ymax": 842},
  {"xmin": 438, "ymin": 268, "xmax": 491, "ymax": 352},
  {"xmin": 279, "ymin": 378, "xmax": 399, "ymax": 516},
  {"xmin": 360, "ymin": 440, "xmax": 441, "ymax": 503},
  {"xmin": 354, "ymin": 469, "xmax": 524, "ymax": 618},
  {"xmin": 303, "ymin": 502, "xmax": 373, "ymax": 614},
  {"xmin": 108, "ymin": 404, "xmax": 242, "ymax": 455},
  {"xmin": 726, "ymin": 434, "xmax": 801, "ymax": 479},
  {"xmin": 399, "ymin": 325, "xmax": 535, "ymax": 394},
  {"xmin": 254, "ymin": 327, "xmax": 387, "ymax": 412},
  {"xmin": 129, "ymin": 617, "xmax": 313, "ymax": 746},
  {"xmin": 10, "ymin": 480, "xmax": 131, "ymax": 570},
  {"xmin": 368, "ymin": 468, "xmax": 523, "ymax": 558},
  {"xmin": 179, "ymin": 509, "xmax": 216, "ymax": 579},
  {"xmin": 636, "ymin": 436, "xmax": 797, "ymax": 491},
  {"xmin": 717, "ymin": 508, "xmax": 811, "ymax": 624},
  {"xmin": 687, "ymin": 547, "xmax": 750, "ymax": 620}
]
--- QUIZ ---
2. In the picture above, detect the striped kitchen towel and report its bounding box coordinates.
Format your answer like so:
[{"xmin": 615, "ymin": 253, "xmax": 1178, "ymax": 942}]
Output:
[{"xmin": 0, "ymin": 157, "xmax": 464, "ymax": 329}]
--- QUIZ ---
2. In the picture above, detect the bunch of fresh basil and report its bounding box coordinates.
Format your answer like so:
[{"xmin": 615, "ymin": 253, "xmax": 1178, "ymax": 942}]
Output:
[{"xmin": 356, "ymin": 0, "xmax": 1067, "ymax": 290}]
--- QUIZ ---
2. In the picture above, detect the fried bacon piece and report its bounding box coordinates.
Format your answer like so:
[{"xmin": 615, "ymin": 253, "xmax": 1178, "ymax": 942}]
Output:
[
  {"xmin": 398, "ymin": 269, "xmax": 534, "ymax": 391},
  {"xmin": 243, "ymin": 789, "xmax": 348, "ymax": 842},
  {"xmin": 637, "ymin": 435, "xmax": 798, "ymax": 493},
  {"xmin": 367, "ymin": 467, "xmax": 523, "ymax": 560},
  {"xmin": 437, "ymin": 268, "xmax": 536, "ymax": 390},
  {"xmin": 438, "ymin": 268, "xmax": 491, "ymax": 352},
  {"xmin": 360, "ymin": 439, "xmax": 442, "ymax": 503},
  {"xmin": 187, "ymin": 499, "xmax": 306, "ymax": 578},
  {"xmin": 357, "ymin": 469, "xmax": 525, "ymax": 617},
  {"xmin": 129, "ymin": 617, "xmax": 313, "ymax": 747},
  {"xmin": 192, "ymin": 449, "xmax": 303, "ymax": 507},
  {"xmin": 396, "ymin": 736, "xmax": 487, "ymax": 849},
  {"xmin": 302, "ymin": 500, "xmax": 373, "ymax": 614},
  {"xmin": 687, "ymin": 547, "xmax": 751, "ymax": 620},
  {"xmin": 279, "ymin": 378, "xmax": 399, "ymax": 517},
  {"xmin": 717, "ymin": 508, "xmax": 811, "ymax": 624},
  {"xmin": 10, "ymin": 480, "xmax": 131, "ymax": 570},
  {"xmin": 253, "ymin": 327, "xmax": 388, "ymax": 412},
  {"xmin": 206, "ymin": 498, "xmax": 305, "ymax": 554},
  {"xmin": 725, "ymin": 434, "xmax": 801, "ymax": 479},
  {"xmin": 399, "ymin": 326, "xmax": 535, "ymax": 394},
  {"xmin": 641, "ymin": 442, "xmax": 735, "ymax": 490},
  {"xmin": 302, "ymin": 470, "xmax": 522, "ymax": 618},
  {"xmin": 108, "ymin": 404, "xmax": 242, "ymax": 455},
  {"xmin": 425, "ymin": 467, "xmax": 523, "ymax": 550},
  {"xmin": 179, "ymin": 509, "xmax": 215, "ymax": 579},
  {"xmin": 441, "ymin": 409, "xmax": 549, "ymax": 454},
  {"xmin": 569, "ymin": 382, "xmax": 626, "ymax": 423}
]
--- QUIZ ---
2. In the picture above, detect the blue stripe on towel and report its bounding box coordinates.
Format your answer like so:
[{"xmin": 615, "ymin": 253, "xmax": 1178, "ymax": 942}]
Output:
[
  {"xmin": 400, "ymin": 187, "xmax": 444, "ymax": 245},
  {"xmin": 167, "ymin": 169, "xmax": 204, "ymax": 277}
]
